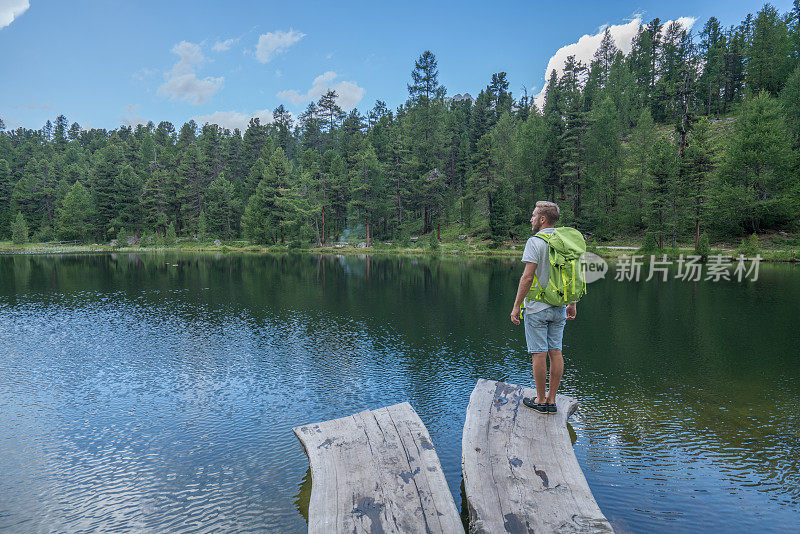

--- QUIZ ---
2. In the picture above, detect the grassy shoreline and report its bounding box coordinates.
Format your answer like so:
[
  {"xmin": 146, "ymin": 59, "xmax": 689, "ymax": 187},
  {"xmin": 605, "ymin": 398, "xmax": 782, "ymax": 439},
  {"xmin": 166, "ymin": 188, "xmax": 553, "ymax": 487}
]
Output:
[{"xmin": 1, "ymin": 240, "xmax": 798, "ymax": 262}]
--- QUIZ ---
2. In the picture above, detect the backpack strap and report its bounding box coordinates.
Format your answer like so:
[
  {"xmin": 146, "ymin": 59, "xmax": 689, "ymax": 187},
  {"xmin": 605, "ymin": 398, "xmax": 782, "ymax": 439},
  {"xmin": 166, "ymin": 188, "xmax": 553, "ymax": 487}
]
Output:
[
  {"xmin": 532, "ymin": 231, "xmax": 552, "ymax": 243},
  {"xmin": 527, "ymin": 231, "xmax": 553, "ymax": 299}
]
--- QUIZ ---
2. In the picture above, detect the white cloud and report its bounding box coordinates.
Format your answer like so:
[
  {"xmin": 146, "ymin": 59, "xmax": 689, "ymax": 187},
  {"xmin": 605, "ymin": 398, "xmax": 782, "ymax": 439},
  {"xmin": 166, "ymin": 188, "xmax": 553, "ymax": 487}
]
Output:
[
  {"xmin": 121, "ymin": 104, "xmax": 147, "ymax": 127},
  {"xmin": 277, "ymin": 71, "xmax": 365, "ymax": 110},
  {"xmin": 158, "ymin": 40, "xmax": 223, "ymax": 105},
  {"xmin": 255, "ymin": 29, "xmax": 305, "ymax": 63},
  {"xmin": 212, "ymin": 38, "xmax": 237, "ymax": 52},
  {"xmin": 192, "ymin": 109, "xmax": 275, "ymax": 131},
  {"xmin": 533, "ymin": 16, "xmax": 697, "ymax": 109},
  {"xmin": 169, "ymin": 41, "xmax": 204, "ymax": 74},
  {"xmin": 159, "ymin": 74, "xmax": 223, "ymax": 105},
  {"xmin": 0, "ymin": 0, "xmax": 29, "ymax": 30}
]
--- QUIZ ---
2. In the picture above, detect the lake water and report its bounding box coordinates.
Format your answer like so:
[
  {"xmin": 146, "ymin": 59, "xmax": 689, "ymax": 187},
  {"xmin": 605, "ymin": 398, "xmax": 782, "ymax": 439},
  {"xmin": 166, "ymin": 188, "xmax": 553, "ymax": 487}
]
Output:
[{"xmin": 0, "ymin": 253, "xmax": 798, "ymax": 533}]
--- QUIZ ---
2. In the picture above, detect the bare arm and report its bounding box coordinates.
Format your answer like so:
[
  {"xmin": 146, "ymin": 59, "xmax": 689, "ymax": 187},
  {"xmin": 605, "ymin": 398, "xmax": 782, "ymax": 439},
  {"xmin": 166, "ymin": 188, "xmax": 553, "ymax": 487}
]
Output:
[{"xmin": 510, "ymin": 262, "xmax": 537, "ymax": 325}]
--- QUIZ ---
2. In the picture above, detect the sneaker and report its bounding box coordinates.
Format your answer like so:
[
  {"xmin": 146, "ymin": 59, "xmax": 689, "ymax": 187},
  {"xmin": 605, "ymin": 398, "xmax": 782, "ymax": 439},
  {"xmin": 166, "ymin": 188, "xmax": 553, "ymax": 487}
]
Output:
[
  {"xmin": 522, "ymin": 397, "xmax": 548, "ymax": 414},
  {"xmin": 546, "ymin": 402, "xmax": 557, "ymax": 414}
]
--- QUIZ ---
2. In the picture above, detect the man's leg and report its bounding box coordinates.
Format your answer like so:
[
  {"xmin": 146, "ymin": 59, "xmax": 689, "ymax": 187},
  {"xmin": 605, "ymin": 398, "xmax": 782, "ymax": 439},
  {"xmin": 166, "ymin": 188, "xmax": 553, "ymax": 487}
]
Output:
[
  {"xmin": 545, "ymin": 306, "xmax": 568, "ymax": 404},
  {"xmin": 524, "ymin": 309, "xmax": 549, "ymax": 405},
  {"xmin": 531, "ymin": 352, "xmax": 547, "ymax": 403},
  {"xmin": 545, "ymin": 349, "xmax": 563, "ymax": 403}
]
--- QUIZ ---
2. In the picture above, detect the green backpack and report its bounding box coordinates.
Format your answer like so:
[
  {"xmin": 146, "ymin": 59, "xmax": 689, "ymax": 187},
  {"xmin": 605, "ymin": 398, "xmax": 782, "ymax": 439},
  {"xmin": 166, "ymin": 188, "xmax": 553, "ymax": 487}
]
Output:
[{"xmin": 525, "ymin": 227, "xmax": 587, "ymax": 307}]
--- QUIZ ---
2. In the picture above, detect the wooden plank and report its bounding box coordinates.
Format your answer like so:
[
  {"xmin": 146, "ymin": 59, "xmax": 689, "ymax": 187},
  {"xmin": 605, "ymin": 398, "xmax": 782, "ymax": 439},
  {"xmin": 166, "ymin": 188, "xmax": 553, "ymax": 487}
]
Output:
[
  {"xmin": 293, "ymin": 402, "xmax": 464, "ymax": 534},
  {"xmin": 462, "ymin": 379, "xmax": 613, "ymax": 534}
]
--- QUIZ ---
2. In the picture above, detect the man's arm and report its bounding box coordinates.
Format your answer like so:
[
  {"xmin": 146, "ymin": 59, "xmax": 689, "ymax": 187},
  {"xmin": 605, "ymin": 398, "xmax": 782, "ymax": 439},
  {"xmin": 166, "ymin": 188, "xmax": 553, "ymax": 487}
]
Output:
[{"xmin": 510, "ymin": 262, "xmax": 537, "ymax": 325}]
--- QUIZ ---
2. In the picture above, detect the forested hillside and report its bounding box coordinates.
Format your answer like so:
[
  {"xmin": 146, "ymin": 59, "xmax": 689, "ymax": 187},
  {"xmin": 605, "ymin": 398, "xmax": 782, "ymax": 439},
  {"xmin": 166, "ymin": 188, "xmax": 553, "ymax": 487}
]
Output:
[{"xmin": 1, "ymin": 3, "xmax": 799, "ymax": 249}]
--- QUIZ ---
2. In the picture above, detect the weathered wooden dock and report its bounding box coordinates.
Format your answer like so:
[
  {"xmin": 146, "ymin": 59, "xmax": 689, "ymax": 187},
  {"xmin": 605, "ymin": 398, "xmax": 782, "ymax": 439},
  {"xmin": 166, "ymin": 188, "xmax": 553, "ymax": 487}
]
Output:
[
  {"xmin": 293, "ymin": 401, "xmax": 464, "ymax": 533},
  {"xmin": 462, "ymin": 379, "xmax": 613, "ymax": 533}
]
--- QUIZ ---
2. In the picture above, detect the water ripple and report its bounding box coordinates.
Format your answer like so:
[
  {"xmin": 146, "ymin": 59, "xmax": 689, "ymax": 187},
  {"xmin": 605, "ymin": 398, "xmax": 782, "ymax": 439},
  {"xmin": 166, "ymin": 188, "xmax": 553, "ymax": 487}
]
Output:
[{"xmin": 0, "ymin": 254, "xmax": 799, "ymax": 532}]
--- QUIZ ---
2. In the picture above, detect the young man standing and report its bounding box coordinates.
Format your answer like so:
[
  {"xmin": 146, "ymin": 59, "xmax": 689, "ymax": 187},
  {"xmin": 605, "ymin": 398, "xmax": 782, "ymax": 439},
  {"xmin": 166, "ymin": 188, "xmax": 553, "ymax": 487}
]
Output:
[{"xmin": 509, "ymin": 201, "xmax": 577, "ymax": 414}]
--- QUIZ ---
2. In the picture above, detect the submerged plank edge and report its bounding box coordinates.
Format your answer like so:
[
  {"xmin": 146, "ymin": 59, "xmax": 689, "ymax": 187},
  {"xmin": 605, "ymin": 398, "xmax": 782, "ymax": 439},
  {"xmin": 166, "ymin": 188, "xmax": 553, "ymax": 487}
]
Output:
[
  {"xmin": 462, "ymin": 379, "xmax": 613, "ymax": 534},
  {"xmin": 293, "ymin": 401, "xmax": 464, "ymax": 534}
]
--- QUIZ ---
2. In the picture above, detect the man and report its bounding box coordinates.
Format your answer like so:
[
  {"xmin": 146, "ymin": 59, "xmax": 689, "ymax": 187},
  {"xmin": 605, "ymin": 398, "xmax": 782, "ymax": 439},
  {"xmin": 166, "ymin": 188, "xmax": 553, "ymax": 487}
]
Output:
[{"xmin": 509, "ymin": 201, "xmax": 577, "ymax": 414}]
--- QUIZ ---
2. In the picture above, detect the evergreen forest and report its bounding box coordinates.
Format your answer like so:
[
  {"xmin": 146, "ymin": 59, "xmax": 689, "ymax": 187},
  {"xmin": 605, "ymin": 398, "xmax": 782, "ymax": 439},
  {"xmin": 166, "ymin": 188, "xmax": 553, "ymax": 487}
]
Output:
[{"xmin": 2, "ymin": 3, "xmax": 800, "ymax": 250}]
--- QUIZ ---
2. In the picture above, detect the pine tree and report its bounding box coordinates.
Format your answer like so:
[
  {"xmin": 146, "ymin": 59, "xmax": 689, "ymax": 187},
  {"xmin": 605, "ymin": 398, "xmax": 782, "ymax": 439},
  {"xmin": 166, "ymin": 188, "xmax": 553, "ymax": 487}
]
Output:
[
  {"xmin": 273, "ymin": 105, "xmax": 294, "ymax": 156},
  {"xmin": 781, "ymin": 66, "xmax": 800, "ymax": 147},
  {"xmin": 585, "ymin": 96, "xmax": 623, "ymax": 231},
  {"xmin": 56, "ymin": 181, "xmax": 93, "ymax": 241},
  {"xmin": 719, "ymin": 91, "xmax": 794, "ymax": 232},
  {"xmin": 747, "ymin": 4, "xmax": 793, "ymax": 95},
  {"xmin": 113, "ymin": 164, "xmax": 144, "ymax": 234},
  {"xmin": 142, "ymin": 167, "xmax": 169, "ymax": 233},
  {"xmin": 593, "ymin": 29, "xmax": 620, "ymax": 87},
  {"xmin": 488, "ymin": 72, "xmax": 513, "ymax": 120},
  {"xmin": 164, "ymin": 222, "xmax": 177, "ymax": 245},
  {"xmin": 90, "ymin": 144, "xmax": 125, "ymax": 236},
  {"xmin": 299, "ymin": 102, "xmax": 324, "ymax": 153},
  {"xmin": 318, "ymin": 90, "xmax": 345, "ymax": 135},
  {"xmin": 223, "ymin": 131, "xmax": 246, "ymax": 188},
  {"xmin": 11, "ymin": 212, "xmax": 28, "ymax": 245},
  {"xmin": 176, "ymin": 120, "xmax": 197, "ymax": 150},
  {"xmin": 791, "ymin": 1, "xmax": 800, "ymax": 67},
  {"xmin": 176, "ymin": 144, "xmax": 204, "ymax": 233},
  {"xmin": 198, "ymin": 210, "xmax": 207, "ymax": 243},
  {"xmin": 11, "ymin": 161, "xmax": 37, "ymax": 228},
  {"xmin": 722, "ymin": 27, "xmax": 746, "ymax": 112},
  {"xmin": 654, "ymin": 21, "xmax": 696, "ymax": 125},
  {"xmin": 606, "ymin": 53, "xmax": 637, "ymax": 127},
  {"xmin": 626, "ymin": 108, "xmax": 657, "ymax": 229},
  {"xmin": 541, "ymin": 71, "xmax": 564, "ymax": 201},
  {"xmin": 646, "ymin": 138, "xmax": 678, "ymax": 249},
  {"xmin": 242, "ymin": 178, "xmax": 275, "ymax": 245},
  {"xmin": 198, "ymin": 123, "xmax": 225, "ymax": 183},
  {"xmin": 325, "ymin": 150, "xmax": 349, "ymax": 240},
  {"xmin": 242, "ymin": 147, "xmax": 293, "ymax": 244},
  {"xmin": 628, "ymin": 19, "xmax": 663, "ymax": 113},
  {"xmin": 268, "ymin": 147, "xmax": 294, "ymax": 242},
  {"xmin": 53, "ymin": 115, "xmax": 69, "ymax": 149},
  {"xmin": 299, "ymin": 149, "xmax": 326, "ymax": 245},
  {"xmin": 0, "ymin": 159, "xmax": 12, "ymax": 238},
  {"xmin": 349, "ymin": 141, "xmax": 384, "ymax": 246},
  {"xmin": 489, "ymin": 177, "xmax": 513, "ymax": 243},
  {"xmin": 32, "ymin": 160, "xmax": 58, "ymax": 227},
  {"xmin": 406, "ymin": 51, "xmax": 447, "ymax": 211},
  {"xmin": 699, "ymin": 17, "xmax": 727, "ymax": 115},
  {"xmin": 558, "ymin": 56, "xmax": 588, "ymax": 219},
  {"xmin": 205, "ymin": 175, "xmax": 238, "ymax": 240},
  {"xmin": 515, "ymin": 111, "xmax": 550, "ymax": 211},
  {"xmin": 242, "ymin": 118, "xmax": 269, "ymax": 170},
  {"xmin": 468, "ymin": 133, "xmax": 505, "ymax": 236},
  {"xmin": 682, "ymin": 118, "xmax": 715, "ymax": 250}
]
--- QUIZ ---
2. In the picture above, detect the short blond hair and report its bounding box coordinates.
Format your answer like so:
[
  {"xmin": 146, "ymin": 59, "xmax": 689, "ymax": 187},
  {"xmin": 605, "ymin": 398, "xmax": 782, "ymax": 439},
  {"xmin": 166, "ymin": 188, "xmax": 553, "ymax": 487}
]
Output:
[{"xmin": 535, "ymin": 201, "xmax": 560, "ymax": 224}]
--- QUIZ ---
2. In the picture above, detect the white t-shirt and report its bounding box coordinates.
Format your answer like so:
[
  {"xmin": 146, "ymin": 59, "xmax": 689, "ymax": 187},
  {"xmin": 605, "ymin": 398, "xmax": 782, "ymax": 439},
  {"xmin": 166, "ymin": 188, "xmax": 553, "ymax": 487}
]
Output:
[{"xmin": 521, "ymin": 227, "xmax": 557, "ymax": 314}]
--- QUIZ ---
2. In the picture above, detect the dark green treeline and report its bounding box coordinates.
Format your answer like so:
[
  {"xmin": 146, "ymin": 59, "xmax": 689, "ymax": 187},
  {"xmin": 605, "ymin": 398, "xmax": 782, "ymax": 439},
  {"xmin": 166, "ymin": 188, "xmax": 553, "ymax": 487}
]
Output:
[{"xmin": 1, "ymin": 3, "xmax": 799, "ymax": 248}]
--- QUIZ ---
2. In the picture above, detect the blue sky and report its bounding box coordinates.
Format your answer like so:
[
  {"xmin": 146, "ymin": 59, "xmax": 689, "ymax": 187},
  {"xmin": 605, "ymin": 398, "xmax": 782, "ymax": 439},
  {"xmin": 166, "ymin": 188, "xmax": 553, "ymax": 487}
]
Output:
[{"xmin": 1, "ymin": 0, "xmax": 795, "ymax": 131}]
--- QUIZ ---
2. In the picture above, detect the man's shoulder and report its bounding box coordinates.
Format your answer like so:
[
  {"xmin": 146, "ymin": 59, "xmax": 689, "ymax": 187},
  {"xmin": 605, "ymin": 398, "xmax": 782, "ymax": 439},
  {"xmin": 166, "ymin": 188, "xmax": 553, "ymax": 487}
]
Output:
[
  {"xmin": 522, "ymin": 235, "xmax": 546, "ymax": 263},
  {"xmin": 523, "ymin": 235, "xmax": 544, "ymax": 252}
]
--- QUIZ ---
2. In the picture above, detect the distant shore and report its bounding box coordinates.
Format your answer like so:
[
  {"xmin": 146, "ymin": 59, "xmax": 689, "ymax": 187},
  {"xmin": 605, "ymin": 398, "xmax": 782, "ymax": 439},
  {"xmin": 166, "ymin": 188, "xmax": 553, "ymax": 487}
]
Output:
[{"xmin": 1, "ymin": 240, "xmax": 798, "ymax": 262}]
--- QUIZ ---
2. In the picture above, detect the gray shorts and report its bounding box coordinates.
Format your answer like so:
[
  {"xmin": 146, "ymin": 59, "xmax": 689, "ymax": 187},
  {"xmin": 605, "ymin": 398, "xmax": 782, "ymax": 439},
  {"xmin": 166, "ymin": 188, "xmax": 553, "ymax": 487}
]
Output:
[{"xmin": 524, "ymin": 306, "xmax": 567, "ymax": 353}]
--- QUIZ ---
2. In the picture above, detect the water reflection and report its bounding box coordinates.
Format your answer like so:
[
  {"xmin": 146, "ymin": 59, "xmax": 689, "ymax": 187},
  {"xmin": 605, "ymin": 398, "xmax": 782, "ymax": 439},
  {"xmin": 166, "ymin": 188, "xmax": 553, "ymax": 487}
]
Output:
[
  {"xmin": 294, "ymin": 468, "xmax": 311, "ymax": 524},
  {"xmin": 0, "ymin": 253, "xmax": 798, "ymax": 532}
]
